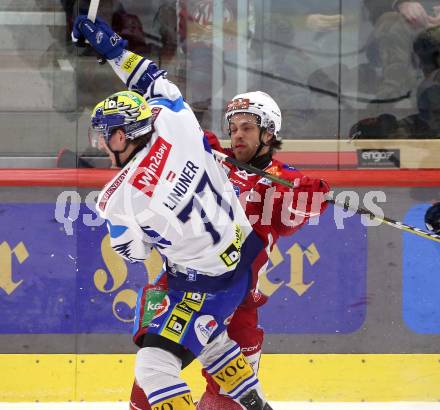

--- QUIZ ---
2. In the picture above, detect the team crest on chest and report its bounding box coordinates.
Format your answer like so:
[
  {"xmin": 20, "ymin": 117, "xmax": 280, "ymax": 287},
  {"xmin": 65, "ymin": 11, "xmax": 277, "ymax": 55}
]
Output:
[{"xmin": 234, "ymin": 169, "xmax": 248, "ymax": 180}]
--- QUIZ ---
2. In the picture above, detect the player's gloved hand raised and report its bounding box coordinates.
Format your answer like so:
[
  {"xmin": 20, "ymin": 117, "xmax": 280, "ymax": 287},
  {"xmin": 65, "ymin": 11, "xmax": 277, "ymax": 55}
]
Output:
[{"xmin": 72, "ymin": 15, "xmax": 127, "ymax": 60}]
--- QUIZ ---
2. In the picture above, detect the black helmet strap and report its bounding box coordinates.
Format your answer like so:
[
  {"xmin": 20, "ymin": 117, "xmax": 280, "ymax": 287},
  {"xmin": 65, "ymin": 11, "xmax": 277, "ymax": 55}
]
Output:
[{"xmin": 248, "ymin": 127, "xmax": 275, "ymax": 167}]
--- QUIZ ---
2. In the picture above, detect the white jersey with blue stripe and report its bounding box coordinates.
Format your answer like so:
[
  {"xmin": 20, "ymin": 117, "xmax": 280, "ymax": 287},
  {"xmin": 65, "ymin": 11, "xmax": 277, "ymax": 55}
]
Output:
[{"xmin": 97, "ymin": 51, "xmax": 252, "ymax": 277}]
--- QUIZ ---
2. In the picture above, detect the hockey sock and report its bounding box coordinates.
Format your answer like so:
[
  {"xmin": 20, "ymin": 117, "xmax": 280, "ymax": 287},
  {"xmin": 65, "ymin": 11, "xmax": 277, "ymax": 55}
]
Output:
[
  {"xmin": 204, "ymin": 344, "xmax": 259, "ymax": 402},
  {"xmin": 147, "ymin": 383, "xmax": 196, "ymax": 409},
  {"xmin": 135, "ymin": 347, "xmax": 196, "ymax": 410}
]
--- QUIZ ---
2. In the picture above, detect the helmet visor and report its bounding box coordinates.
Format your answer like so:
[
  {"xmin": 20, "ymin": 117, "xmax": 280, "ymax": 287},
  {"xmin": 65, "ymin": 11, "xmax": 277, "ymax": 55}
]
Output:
[{"xmin": 88, "ymin": 124, "xmax": 107, "ymax": 149}]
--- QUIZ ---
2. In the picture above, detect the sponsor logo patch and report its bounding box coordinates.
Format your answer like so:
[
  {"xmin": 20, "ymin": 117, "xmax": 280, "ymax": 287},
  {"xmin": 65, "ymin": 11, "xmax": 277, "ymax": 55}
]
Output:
[
  {"xmin": 230, "ymin": 177, "xmax": 247, "ymax": 188},
  {"xmin": 159, "ymin": 292, "xmax": 204, "ymax": 343},
  {"xmin": 182, "ymin": 292, "xmax": 205, "ymax": 312},
  {"xmin": 226, "ymin": 98, "xmax": 250, "ymax": 112},
  {"xmin": 163, "ymin": 314, "xmax": 188, "ymax": 339},
  {"xmin": 241, "ymin": 343, "xmax": 261, "ymax": 353},
  {"xmin": 187, "ymin": 268, "xmax": 197, "ymax": 282},
  {"xmin": 141, "ymin": 289, "xmax": 169, "ymax": 328},
  {"xmin": 152, "ymin": 392, "xmax": 194, "ymax": 408},
  {"xmin": 150, "ymin": 296, "xmax": 169, "ymax": 319},
  {"xmin": 103, "ymin": 96, "xmax": 118, "ymax": 113},
  {"xmin": 151, "ymin": 106, "xmax": 162, "ymax": 124},
  {"xmin": 122, "ymin": 52, "xmax": 141, "ymax": 73},
  {"xmin": 130, "ymin": 137, "xmax": 172, "ymax": 197},
  {"xmin": 220, "ymin": 243, "xmax": 241, "ymax": 267},
  {"xmin": 194, "ymin": 315, "xmax": 218, "ymax": 344},
  {"xmin": 212, "ymin": 354, "xmax": 254, "ymax": 393},
  {"xmin": 99, "ymin": 168, "xmax": 129, "ymax": 211},
  {"xmin": 220, "ymin": 224, "xmax": 243, "ymax": 267}
]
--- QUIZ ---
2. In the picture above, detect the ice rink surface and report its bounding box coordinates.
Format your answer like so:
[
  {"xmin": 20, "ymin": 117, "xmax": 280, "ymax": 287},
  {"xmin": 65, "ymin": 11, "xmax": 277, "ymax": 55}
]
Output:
[{"xmin": 1, "ymin": 403, "xmax": 440, "ymax": 410}]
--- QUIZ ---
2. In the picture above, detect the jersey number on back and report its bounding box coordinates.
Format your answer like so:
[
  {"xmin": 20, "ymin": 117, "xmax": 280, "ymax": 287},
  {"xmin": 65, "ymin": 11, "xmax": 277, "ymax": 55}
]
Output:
[{"xmin": 177, "ymin": 171, "xmax": 234, "ymax": 245}]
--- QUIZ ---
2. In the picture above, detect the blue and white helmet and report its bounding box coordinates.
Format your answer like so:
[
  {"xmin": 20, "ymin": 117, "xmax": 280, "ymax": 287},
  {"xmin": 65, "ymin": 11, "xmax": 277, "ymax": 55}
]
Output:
[{"xmin": 225, "ymin": 91, "xmax": 282, "ymax": 141}]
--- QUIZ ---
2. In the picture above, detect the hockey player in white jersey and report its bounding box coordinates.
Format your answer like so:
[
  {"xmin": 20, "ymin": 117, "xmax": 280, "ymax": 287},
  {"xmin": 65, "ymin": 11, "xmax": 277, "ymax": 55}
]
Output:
[{"xmin": 73, "ymin": 15, "xmax": 273, "ymax": 410}]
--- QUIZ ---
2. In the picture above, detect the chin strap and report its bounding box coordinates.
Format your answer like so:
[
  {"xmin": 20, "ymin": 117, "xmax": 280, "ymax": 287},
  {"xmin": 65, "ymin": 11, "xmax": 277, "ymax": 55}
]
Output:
[
  {"xmin": 247, "ymin": 128, "xmax": 273, "ymax": 170},
  {"xmin": 108, "ymin": 140, "xmax": 130, "ymax": 168},
  {"xmin": 249, "ymin": 128, "xmax": 266, "ymax": 162},
  {"xmin": 109, "ymin": 136, "xmax": 149, "ymax": 168},
  {"xmin": 119, "ymin": 142, "xmax": 146, "ymax": 167}
]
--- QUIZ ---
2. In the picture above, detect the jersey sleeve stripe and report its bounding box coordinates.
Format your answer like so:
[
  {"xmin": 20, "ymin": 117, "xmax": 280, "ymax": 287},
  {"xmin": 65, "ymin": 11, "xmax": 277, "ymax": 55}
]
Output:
[{"xmin": 126, "ymin": 57, "xmax": 147, "ymax": 88}]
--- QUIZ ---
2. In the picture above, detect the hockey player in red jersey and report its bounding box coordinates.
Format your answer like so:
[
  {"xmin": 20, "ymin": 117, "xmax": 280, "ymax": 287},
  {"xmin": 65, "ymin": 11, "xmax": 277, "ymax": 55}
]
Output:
[
  {"xmin": 196, "ymin": 91, "xmax": 329, "ymax": 409},
  {"xmin": 129, "ymin": 91, "xmax": 330, "ymax": 410}
]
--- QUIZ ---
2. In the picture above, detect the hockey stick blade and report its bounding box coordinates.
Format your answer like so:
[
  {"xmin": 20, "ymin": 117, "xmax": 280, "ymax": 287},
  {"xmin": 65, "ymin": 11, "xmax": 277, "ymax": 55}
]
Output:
[{"xmin": 211, "ymin": 149, "xmax": 440, "ymax": 244}]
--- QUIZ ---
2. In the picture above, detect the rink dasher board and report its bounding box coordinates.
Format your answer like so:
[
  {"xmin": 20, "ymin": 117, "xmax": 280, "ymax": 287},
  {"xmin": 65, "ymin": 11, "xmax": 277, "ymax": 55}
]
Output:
[
  {"xmin": 1, "ymin": 403, "xmax": 440, "ymax": 410},
  {"xmin": 2, "ymin": 354, "xmax": 440, "ymax": 402}
]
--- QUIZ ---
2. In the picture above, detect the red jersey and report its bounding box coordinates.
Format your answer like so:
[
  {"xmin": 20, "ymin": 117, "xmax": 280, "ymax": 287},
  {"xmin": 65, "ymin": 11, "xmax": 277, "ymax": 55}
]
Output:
[{"xmin": 204, "ymin": 131, "xmax": 330, "ymax": 307}]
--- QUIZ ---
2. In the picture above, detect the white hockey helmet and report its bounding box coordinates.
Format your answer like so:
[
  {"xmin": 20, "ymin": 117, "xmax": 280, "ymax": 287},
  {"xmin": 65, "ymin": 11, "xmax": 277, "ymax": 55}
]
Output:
[{"xmin": 224, "ymin": 91, "xmax": 282, "ymax": 141}]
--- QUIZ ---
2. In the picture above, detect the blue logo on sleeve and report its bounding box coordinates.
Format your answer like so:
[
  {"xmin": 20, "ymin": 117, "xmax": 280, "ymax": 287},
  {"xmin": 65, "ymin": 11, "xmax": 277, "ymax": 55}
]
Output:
[{"xmin": 107, "ymin": 220, "xmax": 128, "ymax": 238}]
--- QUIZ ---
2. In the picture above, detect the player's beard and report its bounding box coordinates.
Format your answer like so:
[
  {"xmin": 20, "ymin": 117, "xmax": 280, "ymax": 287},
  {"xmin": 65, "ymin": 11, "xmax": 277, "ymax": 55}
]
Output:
[{"xmin": 233, "ymin": 141, "xmax": 259, "ymax": 163}]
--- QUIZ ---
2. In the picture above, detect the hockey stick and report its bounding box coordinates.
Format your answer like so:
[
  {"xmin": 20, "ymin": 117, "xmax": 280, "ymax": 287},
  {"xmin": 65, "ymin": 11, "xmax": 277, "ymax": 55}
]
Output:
[
  {"xmin": 87, "ymin": 0, "xmax": 99, "ymax": 21},
  {"xmin": 212, "ymin": 149, "xmax": 440, "ymax": 244},
  {"xmin": 87, "ymin": 0, "xmax": 106, "ymax": 65}
]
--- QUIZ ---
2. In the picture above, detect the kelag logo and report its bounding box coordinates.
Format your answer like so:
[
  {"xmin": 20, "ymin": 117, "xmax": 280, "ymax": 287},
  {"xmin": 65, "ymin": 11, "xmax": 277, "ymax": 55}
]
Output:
[{"xmin": 130, "ymin": 137, "xmax": 172, "ymax": 197}]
